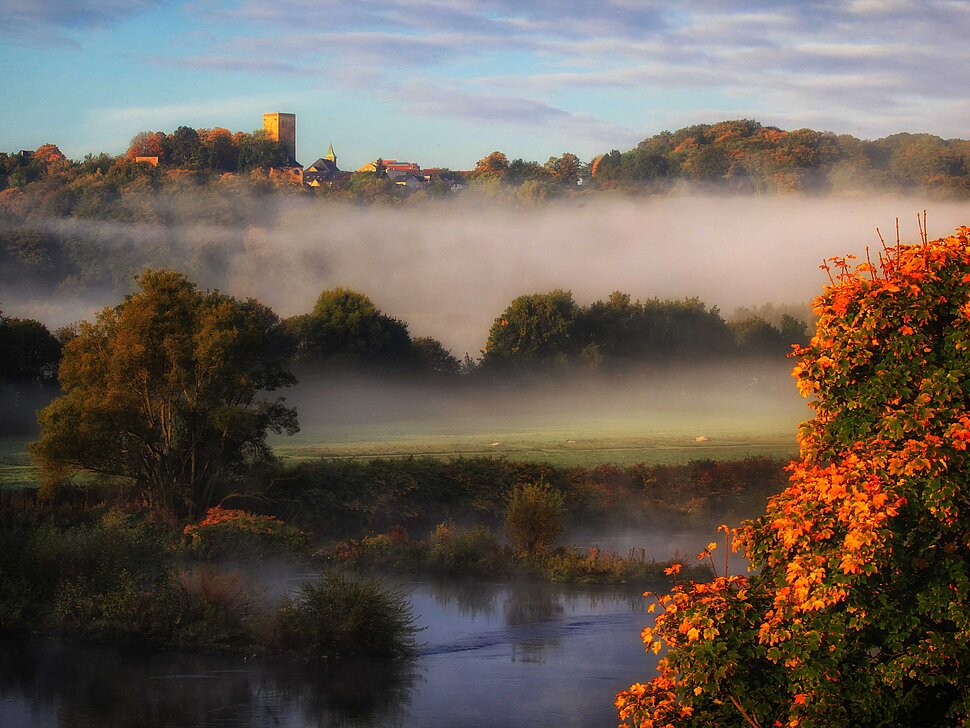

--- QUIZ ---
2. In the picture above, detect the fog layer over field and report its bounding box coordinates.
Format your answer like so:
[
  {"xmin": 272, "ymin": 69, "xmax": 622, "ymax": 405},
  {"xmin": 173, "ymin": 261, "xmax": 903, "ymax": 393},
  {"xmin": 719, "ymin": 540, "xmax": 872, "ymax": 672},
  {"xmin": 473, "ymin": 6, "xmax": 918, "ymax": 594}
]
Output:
[
  {"xmin": 3, "ymin": 195, "xmax": 963, "ymax": 357},
  {"xmin": 289, "ymin": 361, "xmax": 804, "ymax": 437}
]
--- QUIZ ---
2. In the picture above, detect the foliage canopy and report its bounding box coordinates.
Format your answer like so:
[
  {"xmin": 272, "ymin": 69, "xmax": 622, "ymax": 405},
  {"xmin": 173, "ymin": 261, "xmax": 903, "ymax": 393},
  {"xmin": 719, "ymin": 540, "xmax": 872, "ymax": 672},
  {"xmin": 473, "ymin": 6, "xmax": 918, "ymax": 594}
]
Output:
[
  {"xmin": 30, "ymin": 270, "xmax": 298, "ymax": 518},
  {"xmin": 617, "ymin": 226, "xmax": 970, "ymax": 726}
]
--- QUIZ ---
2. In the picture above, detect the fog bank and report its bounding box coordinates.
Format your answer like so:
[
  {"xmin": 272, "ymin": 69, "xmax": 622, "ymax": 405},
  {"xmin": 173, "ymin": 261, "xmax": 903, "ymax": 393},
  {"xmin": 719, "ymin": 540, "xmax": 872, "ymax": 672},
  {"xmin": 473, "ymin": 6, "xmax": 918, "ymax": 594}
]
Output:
[{"xmin": 4, "ymin": 195, "xmax": 962, "ymax": 357}]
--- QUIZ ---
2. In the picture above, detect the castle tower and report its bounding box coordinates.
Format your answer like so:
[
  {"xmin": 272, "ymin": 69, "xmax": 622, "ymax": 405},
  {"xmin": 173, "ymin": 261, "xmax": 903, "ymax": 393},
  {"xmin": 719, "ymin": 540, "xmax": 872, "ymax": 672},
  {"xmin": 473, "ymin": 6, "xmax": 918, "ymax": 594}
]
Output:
[{"xmin": 263, "ymin": 112, "xmax": 296, "ymax": 162}]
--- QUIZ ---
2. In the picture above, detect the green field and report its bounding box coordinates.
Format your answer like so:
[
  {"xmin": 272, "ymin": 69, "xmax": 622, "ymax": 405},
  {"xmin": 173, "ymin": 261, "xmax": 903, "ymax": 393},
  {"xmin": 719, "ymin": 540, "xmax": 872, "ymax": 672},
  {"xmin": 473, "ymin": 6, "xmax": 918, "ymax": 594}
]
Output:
[
  {"xmin": 3, "ymin": 373, "xmax": 808, "ymax": 486},
  {"xmin": 2, "ymin": 423, "xmax": 798, "ymax": 489},
  {"xmin": 0, "ymin": 435, "xmax": 37, "ymax": 489},
  {"xmin": 274, "ymin": 424, "xmax": 798, "ymax": 468}
]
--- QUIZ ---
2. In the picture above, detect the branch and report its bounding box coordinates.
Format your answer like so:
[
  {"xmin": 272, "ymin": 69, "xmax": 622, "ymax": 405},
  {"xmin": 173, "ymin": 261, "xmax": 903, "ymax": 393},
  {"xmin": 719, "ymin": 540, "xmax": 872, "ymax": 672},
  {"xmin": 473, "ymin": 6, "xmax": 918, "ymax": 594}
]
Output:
[{"xmin": 728, "ymin": 693, "xmax": 762, "ymax": 728}]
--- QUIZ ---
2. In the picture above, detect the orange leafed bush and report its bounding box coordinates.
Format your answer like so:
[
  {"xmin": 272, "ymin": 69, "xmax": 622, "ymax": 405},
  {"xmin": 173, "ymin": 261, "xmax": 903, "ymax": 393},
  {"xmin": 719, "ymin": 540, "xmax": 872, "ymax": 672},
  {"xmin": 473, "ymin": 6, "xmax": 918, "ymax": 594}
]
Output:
[
  {"xmin": 618, "ymin": 226, "xmax": 970, "ymax": 727},
  {"xmin": 184, "ymin": 506, "xmax": 306, "ymax": 558}
]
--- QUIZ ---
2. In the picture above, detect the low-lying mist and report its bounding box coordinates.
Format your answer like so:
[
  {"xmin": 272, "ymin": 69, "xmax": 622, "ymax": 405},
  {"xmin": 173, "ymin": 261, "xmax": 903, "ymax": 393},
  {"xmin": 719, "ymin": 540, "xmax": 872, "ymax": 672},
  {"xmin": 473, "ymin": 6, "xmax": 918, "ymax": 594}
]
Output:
[
  {"xmin": 284, "ymin": 360, "xmax": 807, "ymax": 448},
  {"xmin": 3, "ymin": 194, "xmax": 963, "ymax": 357}
]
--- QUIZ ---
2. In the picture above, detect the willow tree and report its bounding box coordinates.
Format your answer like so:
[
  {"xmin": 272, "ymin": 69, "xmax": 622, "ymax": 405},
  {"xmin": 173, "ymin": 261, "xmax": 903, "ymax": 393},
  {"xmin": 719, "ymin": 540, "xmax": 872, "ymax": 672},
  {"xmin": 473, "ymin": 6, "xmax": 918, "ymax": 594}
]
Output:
[
  {"xmin": 30, "ymin": 270, "xmax": 298, "ymax": 518},
  {"xmin": 618, "ymin": 226, "xmax": 970, "ymax": 727}
]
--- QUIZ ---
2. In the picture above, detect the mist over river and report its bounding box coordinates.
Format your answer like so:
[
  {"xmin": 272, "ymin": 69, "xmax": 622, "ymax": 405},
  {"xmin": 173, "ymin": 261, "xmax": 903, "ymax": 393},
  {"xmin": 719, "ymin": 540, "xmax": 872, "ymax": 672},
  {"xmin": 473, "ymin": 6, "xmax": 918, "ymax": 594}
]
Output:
[{"xmin": 0, "ymin": 577, "xmax": 662, "ymax": 727}]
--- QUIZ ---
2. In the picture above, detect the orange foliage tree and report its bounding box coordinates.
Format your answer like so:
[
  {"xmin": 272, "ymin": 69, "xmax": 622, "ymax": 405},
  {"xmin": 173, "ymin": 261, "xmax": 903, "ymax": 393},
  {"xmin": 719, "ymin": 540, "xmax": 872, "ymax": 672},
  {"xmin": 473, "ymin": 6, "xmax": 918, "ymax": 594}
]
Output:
[{"xmin": 617, "ymin": 226, "xmax": 970, "ymax": 727}]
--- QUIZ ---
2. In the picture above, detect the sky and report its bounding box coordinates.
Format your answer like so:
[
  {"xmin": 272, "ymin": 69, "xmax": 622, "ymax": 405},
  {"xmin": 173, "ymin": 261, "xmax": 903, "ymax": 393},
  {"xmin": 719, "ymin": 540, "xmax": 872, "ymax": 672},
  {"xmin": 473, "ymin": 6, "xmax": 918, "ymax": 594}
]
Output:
[{"xmin": 2, "ymin": 0, "xmax": 970, "ymax": 170}]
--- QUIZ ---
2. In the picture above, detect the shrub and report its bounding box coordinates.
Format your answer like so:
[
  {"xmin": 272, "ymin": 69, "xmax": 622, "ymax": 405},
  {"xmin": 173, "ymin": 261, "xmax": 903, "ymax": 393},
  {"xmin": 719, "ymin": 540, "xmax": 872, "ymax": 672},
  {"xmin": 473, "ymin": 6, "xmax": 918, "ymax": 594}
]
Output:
[
  {"xmin": 274, "ymin": 572, "xmax": 419, "ymax": 659},
  {"xmin": 183, "ymin": 506, "xmax": 307, "ymax": 558},
  {"xmin": 429, "ymin": 522, "xmax": 502, "ymax": 575},
  {"xmin": 618, "ymin": 227, "xmax": 970, "ymax": 726},
  {"xmin": 542, "ymin": 547, "xmax": 672, "ymax": 584},
  {"xmin": 168, "ymin": 565, "xmax": 263, "ymax": 646},
  {"xmin": 505, "ymin": 482, "xmax": 565, "ymax": 556}
]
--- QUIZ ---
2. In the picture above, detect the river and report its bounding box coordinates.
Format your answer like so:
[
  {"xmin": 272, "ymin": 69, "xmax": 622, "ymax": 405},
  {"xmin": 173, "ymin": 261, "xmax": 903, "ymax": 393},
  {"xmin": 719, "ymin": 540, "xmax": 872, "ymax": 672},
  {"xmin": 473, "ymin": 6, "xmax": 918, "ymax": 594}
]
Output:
[{"xmin": 0, "ymin": 577, "xmax": 663, "ymax": 727}]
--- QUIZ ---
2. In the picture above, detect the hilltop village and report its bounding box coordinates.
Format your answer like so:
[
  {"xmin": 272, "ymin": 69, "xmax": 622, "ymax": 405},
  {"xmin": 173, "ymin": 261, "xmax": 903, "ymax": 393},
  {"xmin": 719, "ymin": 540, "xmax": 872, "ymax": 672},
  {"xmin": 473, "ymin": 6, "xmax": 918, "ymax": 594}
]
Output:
[
  {"xmin": 6, "ymin": 114, "xmax": 970, "ymax": 201},
  {"xmin": 130, "ymin": 111, "xmax": 475, "ymax": 193}
]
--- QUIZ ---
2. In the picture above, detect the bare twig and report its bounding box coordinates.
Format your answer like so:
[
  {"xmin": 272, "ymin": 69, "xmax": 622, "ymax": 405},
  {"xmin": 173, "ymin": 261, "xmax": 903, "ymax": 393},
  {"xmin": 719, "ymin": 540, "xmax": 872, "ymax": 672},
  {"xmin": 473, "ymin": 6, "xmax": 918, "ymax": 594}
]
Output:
[
  {"xmin": 865, "ymin": 246, "xmax": 876, "ymax": 281},
  {"xmin": 896, "ymin": 217, "xmax": 901, "ymax": 264},
  {"xmin": 820, "ymin": 259, "xmax": 835, "ymax": 286},
  {"xmin": 724, "ymin": 530, "xmax": 730, "ymax": 578},
  {"xmin": 876, "ymin": 227, "xmax": 887, "ymax": 251}
]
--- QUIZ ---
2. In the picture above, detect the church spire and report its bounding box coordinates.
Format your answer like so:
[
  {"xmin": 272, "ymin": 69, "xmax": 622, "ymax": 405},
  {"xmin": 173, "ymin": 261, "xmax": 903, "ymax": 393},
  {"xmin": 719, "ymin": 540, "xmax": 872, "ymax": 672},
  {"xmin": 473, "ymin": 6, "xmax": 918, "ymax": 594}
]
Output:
[{"xmin": 324, "ymin": 142, "xmax": 336, "ymax": 162}]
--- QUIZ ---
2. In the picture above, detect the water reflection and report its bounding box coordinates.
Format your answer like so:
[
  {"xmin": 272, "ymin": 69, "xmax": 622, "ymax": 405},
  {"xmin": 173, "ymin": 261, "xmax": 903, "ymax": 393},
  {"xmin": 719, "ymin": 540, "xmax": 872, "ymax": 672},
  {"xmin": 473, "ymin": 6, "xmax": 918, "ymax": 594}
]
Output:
[
  {"xmin": 0, "ymin": 579, "xmax": 661, "ymax": 728},
  {"xmin": 502, "ymin": 583, "xmax": 565, "ymax": 626},
  {"xmin": 425, "ymin": 579, "xmax": 499, "ymax": 619},
  {"xmin": 0, "ymin": 637, "xmax": 416, "ymax": 728}
]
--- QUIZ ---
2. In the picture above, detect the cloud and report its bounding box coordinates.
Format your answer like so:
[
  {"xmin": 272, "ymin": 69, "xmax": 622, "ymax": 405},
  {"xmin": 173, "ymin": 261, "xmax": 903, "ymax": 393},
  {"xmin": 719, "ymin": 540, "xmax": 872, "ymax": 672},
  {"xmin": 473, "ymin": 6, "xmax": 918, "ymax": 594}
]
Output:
[
  {"xmin": 385, "ymin": 80, "xmax": 637, "ymax": 145},
  {"xmin": 96, "ymin": 94, "xmax": 304, "ymax": 129},
  {"xmin": 0, "ymin": 0, "xmax": 168, "ymax": 40},
  {"xmin": 13, "ymin": 0, "xmax": 970, "ymax": 158},
  {"xmin": 235, "ymin": 30, "xmax": 479, "ymax": 64},
  {"xmin": 147, "ymin": 55, "xmax": 313, "ymax": 77}
]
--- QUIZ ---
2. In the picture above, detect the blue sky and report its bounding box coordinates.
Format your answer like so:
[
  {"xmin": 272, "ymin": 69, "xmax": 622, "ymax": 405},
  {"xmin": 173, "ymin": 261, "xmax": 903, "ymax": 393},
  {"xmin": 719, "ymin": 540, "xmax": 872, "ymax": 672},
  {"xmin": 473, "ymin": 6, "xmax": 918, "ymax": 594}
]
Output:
[{"xmin": 3, "ymin": 0, "xmax": 970, "ymax": 170}]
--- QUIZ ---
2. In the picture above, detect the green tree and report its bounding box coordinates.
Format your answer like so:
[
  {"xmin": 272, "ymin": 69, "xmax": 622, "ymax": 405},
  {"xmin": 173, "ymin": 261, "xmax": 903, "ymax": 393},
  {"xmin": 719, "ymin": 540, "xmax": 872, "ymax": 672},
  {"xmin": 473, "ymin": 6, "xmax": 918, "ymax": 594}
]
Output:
[
  {"xmin": 198, "ymin": 128, "xmax": 238, "ymax": 172},
  {"xmin": 290, "ymin": 288, "xmax": 416, "ymax": 371},
  {"xmin": 30, "ymin": 270, "xmax": 298, "ymax": 518},
  {"xmin": 0, "ymin": 315, "xmax": 61, "ymax": 383},
  {"xmin": 236, "ymin": 131, "xmax": 288, "ymax": 171},
  {"xmin": 169, "ymin": 126, "xmax": 203, "ymax": 169},
  {"xmin": 346, "ymin": 172, "xmax": 400, "ymax": 202},
  {"xmin": 506, "ymin": 158, "xmax": 552, "ymax": 185},
  {"xmin": 576, "ymin": 294, "xmax": 735, "ymax": 363},
  {"xmin": 729, "ymin": 315, "xmax": 788, "ymax": 355},
  {"xmin": 412, "ymin": 336, "xmax": 461, "ymax": 376},
  {"xmin": 481, "ymin": 290, "xmax": 579, "ymax": 369}
]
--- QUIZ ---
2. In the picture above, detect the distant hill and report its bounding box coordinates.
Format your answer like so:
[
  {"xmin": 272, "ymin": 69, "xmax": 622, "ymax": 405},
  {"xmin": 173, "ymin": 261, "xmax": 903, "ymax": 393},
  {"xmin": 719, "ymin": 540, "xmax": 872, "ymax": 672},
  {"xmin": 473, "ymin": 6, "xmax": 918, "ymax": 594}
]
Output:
[{"xmin": 593, "ymin": 119, "xmax": 970, "ymax": 196}]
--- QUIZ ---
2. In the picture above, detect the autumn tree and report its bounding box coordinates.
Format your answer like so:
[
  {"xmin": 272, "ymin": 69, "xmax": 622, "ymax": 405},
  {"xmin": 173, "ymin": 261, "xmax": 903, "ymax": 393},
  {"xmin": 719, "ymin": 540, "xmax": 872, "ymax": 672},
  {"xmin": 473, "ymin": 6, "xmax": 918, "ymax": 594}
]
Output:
[
  {"xmin": 545, "ymin": 152, "xmax": 582, "ymax": 183},
  {"xmin": 618, "ymin": 226, "xmax": 970, "ymax": 727},
  {"xmin": 474, "ymin": 151, "xmax": 510, "ymax": 175},
  {"xmin": 32, "ymin": 144, "xmax": 67, "ymax": 168},
  {"xmin": 505, "ymin": 482, "xmax": 565, "ymax": 556},
  {"xmin": 125, "ymin": 131, "xmax": 168, "ymax": 161},
  {"xmin": 30, "ymin": 270, "xmax": 298, "ymax": 518}
]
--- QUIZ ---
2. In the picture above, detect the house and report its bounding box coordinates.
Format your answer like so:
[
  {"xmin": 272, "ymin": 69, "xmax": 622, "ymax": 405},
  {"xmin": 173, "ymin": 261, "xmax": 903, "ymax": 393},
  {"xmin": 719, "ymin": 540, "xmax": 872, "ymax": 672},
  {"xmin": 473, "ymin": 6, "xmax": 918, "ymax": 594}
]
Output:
[
  {"xmin": 386, "ymin": 169, "xmax": 428, "ymax": 189},
  {"xmin": 356, "ymin": 159, "xmax": 422, "ymax": 175},
  {"xmin": 304, "ymin": 143, "xmax": 348, "ymax": 187}
]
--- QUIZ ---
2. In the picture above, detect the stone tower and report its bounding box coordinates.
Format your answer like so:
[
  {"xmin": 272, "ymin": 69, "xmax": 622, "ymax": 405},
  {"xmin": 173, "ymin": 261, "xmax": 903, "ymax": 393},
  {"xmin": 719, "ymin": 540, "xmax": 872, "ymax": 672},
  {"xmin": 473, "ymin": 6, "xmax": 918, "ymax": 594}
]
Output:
[{"xmin": 263, "ymin": 112, "xmax": 296, "ymax": 162}]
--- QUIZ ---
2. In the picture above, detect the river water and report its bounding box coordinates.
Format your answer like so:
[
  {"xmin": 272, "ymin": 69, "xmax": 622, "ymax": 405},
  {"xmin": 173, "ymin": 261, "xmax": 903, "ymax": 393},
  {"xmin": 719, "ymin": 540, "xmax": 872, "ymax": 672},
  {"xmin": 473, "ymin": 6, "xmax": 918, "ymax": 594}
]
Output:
[{"xmin": 0, "ymin": 578, "xmax": 663, "ymax": 727}]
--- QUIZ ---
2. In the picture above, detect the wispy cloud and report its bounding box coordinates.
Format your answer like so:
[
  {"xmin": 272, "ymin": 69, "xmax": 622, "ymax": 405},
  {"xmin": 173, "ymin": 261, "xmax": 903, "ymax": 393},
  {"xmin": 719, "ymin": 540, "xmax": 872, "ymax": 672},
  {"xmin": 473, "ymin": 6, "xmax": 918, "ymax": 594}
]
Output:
[
  {"xmin": 147, "ymin": 55, "xmax": 314, "ymax": 77},
  {"xmin": 0, "ymin": 0, "xmax": 168, "ymax": 39},
  {"xmin": 391, "ymin": 80, "xmax": 634, "ymax": 142},
  {"xmin": 96, "ymin": 94, "xmax": 304, "ymax": 128}
]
